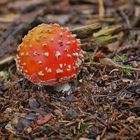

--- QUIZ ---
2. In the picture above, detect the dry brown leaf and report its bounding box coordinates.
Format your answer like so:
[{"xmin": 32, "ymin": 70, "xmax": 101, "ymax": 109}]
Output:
[
  {"xmin": 37, "ymin": 113, "xmax": 53, "ymax": 125},
  {"xmin": 99, "ymin": 58, "xmax": 116, "ymax": 66}
]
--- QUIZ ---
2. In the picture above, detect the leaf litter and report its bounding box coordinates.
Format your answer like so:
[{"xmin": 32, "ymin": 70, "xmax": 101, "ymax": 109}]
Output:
[{"xmin": 0, "ymin": 0, "xmax": 140, "ymax": 139}]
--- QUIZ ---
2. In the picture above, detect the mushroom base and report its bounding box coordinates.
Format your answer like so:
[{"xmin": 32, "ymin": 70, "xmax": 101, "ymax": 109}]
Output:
[{"xmin": 55, "ymin": 83, "xmax": 71, "ymax": 93}]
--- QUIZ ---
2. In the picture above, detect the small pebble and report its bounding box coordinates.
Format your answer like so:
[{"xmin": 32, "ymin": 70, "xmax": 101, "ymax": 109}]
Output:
[
  {"xmin": 65, "ymin": 108, "xmax": 78, "ymax": 120},
  {"xmin": 29, "ymin": 98, "xmax": 40, "ymax": 109},
  {"xmin": 16, "ymin": 118, "xmax": 32, "ymax": 131},
  {"xmin": 25, "ymin": 112, "xmax": 37, "ymax": 121}
]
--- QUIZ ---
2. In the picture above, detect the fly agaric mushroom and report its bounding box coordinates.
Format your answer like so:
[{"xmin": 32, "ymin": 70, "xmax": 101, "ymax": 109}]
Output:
[{"xmin": 16, "ymin": 23, "xmax": 84, "ymax": 88}]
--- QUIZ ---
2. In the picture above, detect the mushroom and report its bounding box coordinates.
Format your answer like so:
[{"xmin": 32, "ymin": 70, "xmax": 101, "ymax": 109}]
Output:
[{"xmin": 16, "ymin": 23, "xmax": 84, "ymax": 92}]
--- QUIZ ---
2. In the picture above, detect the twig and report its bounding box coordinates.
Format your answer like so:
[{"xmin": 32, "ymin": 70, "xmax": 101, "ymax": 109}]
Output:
[
  {"xmin": 0, "ymin": 55, "xmax": 15, "ymax": 70},
  {"xmin": 99, "ymin": 0, "xmax": 105, "ymax": 18},
  {"xmin": 101, "ymin": 57, "xmax": 140, "ymax": 72},
  {"xmin": 71, "ymin": 23, "xmax": 101, "ymax": 38},
  {"xmin": 123, "ymin": 54, "xmax": 140, "ymax": 64},
  {"xmin": 116, "ymin": 8, "xmax": 131, "ymax": 28},
  {"xmin": 108, "ymin": 45, "xmax": 140, "ymax": 58}
]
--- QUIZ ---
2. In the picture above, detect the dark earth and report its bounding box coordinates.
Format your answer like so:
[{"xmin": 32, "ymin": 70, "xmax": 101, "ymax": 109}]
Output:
[{"xmin": 0, "ymin": 0, "xmax": 140, "ymax": 139}]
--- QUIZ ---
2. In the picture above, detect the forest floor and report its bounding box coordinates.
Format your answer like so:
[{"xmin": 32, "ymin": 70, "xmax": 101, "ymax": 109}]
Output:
[{"xmin": 0, "ymin": 0, "xmax": 140, "ymax": 139}]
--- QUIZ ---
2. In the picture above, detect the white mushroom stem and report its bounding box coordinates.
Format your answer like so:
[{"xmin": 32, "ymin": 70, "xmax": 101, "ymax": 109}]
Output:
[{"xmin": 55, "ymin": 83, "xmax": 71, "ymax": 94}]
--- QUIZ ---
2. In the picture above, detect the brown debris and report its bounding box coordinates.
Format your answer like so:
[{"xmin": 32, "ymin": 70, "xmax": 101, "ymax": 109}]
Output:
[{"xmin": 0, "ymin": 0, "xmax": 140, "ymax": 139}]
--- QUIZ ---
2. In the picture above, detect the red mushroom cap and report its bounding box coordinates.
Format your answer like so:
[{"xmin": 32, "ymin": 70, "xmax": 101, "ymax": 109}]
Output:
[{"xmin": 16, "ymin": 23, "xmax": 84, "ymax": 86}]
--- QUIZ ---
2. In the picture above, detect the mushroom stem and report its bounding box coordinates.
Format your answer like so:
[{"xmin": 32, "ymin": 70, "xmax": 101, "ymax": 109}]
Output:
[{"xmin": 55, "ymin": 83, "xmax": 71, "ymax": 94}]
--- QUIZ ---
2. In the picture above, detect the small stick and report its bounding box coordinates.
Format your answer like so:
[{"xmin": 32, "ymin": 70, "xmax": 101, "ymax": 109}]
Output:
[
  {"xmin": 99, "ymin": 0, "xmax": 105, "ymax": 18},
  {"xmin": 71, "ymin": 23, "xmax": 101, "ymax": 38}
]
